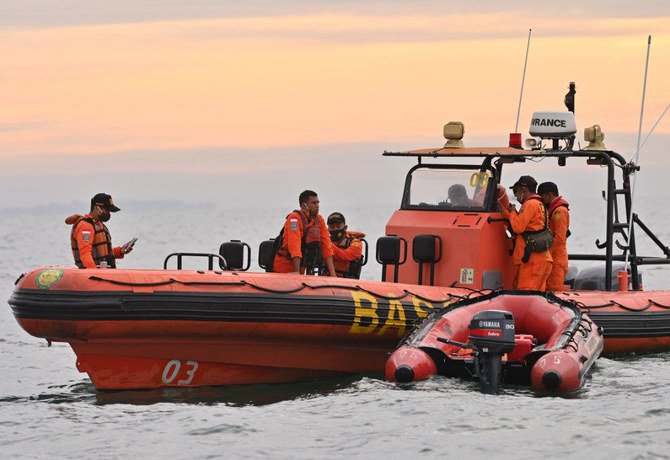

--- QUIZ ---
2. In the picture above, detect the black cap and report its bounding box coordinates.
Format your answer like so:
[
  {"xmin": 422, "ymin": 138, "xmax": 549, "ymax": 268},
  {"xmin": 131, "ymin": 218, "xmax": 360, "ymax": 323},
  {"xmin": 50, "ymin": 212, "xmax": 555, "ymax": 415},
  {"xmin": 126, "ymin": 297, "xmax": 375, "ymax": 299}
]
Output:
[
  {"xmin": 91, "ymin": 193, "xmax": 121, "ymax": 212},
  {"xmin": 538, "ymin": 182, "xmax": 559, "ymax": 195},
  {"xmin": 327, "ymin": 212, "xmax": 346, "ymax": 225},
  {"xmin": 511, "ymin": 175, "xmax": 538, "ymax": 192}
]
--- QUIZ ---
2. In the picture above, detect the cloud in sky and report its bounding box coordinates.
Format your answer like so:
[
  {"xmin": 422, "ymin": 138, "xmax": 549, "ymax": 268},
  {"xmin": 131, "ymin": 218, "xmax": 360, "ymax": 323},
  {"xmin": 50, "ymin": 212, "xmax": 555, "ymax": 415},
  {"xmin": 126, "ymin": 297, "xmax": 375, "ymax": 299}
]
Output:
[
  {"xmin": 1, "ymin": 1, "xmax": 669, "ymax": 29},
  {"xmin": 1, "ymin": 15, "xmax": 668, "ymax": 159},
  {"xmin": 0, "ymin": 121, "xmax": 46, "ymax": 133},
  {"xmin": 1, "ymin": 2, "xmax": 669, "ymax": 212}
]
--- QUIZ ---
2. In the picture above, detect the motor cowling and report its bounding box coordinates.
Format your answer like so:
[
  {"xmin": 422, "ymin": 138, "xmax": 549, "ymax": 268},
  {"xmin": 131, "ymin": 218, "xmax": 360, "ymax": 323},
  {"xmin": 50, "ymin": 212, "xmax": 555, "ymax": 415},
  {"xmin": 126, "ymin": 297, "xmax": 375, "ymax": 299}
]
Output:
[{"xmin": 468, "ymin": 310, "xmax": 516, "ymax": 355}]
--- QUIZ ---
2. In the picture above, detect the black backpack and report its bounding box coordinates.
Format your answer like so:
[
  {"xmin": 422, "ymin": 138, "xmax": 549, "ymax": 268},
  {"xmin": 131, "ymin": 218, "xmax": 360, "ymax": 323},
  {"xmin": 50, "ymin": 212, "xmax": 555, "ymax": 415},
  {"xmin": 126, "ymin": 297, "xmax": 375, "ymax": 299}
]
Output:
[{"xmin": 264, "ymin": 227, "xmax": 285, "ymax": 272}]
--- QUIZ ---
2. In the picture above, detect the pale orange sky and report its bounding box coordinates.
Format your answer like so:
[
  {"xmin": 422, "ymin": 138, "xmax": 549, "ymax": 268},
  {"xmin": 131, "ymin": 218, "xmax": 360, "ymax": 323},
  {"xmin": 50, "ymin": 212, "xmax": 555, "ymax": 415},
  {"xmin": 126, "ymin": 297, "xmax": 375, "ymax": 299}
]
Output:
[
  {"xmin": 1, "ymin": 11, "xmax": 669, "ymax": 160},
  {"xmin": 2, "ymin": 4, "xmax": 670, "ymax": 210}
]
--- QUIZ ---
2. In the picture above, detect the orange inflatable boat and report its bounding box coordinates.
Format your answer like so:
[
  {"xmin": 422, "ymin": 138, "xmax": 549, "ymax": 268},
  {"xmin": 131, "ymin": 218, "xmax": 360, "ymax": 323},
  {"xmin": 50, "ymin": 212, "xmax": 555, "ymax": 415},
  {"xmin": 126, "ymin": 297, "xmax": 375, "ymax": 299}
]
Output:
[
  {"xmin": 385, "ymin": 291, "xmax": 604, "ymax": 393},
  {"xmin": 10, "ymin": 267, "xmax": 473, "ymax": 389},
  {"xmin": 9, "ymin": 87, "xmax": 670, "ymax": 391}
]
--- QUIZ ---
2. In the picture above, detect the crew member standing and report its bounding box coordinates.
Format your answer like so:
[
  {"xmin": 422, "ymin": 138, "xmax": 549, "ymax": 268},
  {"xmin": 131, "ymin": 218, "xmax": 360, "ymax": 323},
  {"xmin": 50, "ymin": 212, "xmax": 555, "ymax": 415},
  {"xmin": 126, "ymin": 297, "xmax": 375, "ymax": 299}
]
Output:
[
  {"xmin": 538, "ymin": 182, "xmax": 570, "ymax": 291},
  {"xmin": 273, "ymin": 190, "xmax": 336, "ymax": 276},
  {"xmin": 68, "ymin": 193, "xmax": 134, "ymax": 269},
  {"xmin": 326, "ymin": 212, "xmax": 364, "ymax": 279},
  {"xmin": 499, "ymin": 176, "xmax": 553, "ymax": 290}
]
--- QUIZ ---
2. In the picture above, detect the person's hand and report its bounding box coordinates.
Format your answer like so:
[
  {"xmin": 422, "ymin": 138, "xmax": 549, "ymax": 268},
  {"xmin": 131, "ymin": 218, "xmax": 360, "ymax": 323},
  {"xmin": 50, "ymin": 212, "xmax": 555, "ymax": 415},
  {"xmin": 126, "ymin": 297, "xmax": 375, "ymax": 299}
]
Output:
[{"xmin": 121, "ymin": 240, "xmax": 135, "ymax": 254}]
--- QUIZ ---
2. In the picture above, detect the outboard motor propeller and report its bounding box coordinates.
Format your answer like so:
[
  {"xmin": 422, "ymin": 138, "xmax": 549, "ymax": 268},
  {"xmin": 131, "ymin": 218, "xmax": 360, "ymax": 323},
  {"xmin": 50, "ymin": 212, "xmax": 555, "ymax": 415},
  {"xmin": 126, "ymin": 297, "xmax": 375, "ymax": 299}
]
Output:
[{"xmin": 468, "ymin": 310, "xmax": 516, "ymax": 394}]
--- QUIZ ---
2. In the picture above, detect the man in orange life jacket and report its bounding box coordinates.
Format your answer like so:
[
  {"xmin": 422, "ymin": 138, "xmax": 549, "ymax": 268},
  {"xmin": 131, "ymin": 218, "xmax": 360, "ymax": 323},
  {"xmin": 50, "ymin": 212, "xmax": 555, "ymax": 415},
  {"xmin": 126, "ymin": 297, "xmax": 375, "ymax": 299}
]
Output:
[
  {"xmin": 273, "ymin": 190, "xmax": 336, "ymax": 276},
  {"xmin": 499, "ymin": 176, "xmax": 553, "ymax": 290},
  {"xmin": 538, "ymin": 181, "xmax": 570, "ymax": 291},
  {"xmin": 67, "ymin": 193, "xmax": 134, "ymax": 269},
  {"xmin": 326, "ymin": 212, "xmax": 364, "ymax": 279}
]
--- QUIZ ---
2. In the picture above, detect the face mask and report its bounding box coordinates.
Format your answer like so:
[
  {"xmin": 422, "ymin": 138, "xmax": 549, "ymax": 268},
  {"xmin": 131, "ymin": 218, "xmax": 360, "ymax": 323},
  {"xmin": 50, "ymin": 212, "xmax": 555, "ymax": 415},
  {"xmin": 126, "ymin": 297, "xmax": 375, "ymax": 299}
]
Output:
[
  {"xmin": 329, "ymin": 229, "xmax": 345, "ymax": 241},
  {"xmin": 515, "ymin": 192, "xmax": 524, "ymax": 204},
  {"xmin": 98, "ymin": 207, "xmax": 111, "ymax": 222}
]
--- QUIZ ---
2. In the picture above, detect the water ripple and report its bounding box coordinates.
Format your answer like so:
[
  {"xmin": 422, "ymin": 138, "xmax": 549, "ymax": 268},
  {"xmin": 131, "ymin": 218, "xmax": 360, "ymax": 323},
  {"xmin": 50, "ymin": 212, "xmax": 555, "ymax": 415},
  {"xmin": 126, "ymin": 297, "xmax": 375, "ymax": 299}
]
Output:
[{"xmin": 188, "ymin": 423, "xmax": 258, "ymax": 436}]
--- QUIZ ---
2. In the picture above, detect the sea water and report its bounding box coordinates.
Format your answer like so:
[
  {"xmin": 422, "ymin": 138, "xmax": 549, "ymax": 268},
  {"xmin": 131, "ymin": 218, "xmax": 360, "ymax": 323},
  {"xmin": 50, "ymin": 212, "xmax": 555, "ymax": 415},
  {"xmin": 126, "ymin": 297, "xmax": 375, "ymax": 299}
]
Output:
[{"xmin": 2, "ymin": 201, "xmax": 670, "ymax": 459}]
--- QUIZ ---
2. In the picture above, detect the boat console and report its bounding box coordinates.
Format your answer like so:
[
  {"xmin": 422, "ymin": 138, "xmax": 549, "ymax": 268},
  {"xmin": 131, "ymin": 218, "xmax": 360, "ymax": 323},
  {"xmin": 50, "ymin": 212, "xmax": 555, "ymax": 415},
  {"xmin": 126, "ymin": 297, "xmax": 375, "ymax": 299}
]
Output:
[{"xmin": 378, "ymin": 111, "xmax": 670, "ymax": 291}]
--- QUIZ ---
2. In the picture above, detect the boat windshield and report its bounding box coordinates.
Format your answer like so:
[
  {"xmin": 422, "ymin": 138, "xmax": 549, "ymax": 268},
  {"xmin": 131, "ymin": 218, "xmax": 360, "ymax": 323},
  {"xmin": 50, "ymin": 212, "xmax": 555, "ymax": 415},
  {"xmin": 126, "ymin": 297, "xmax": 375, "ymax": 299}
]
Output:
[{"xmin": 402, "ymin": 166, "xmax": 495, "ymax": 211}]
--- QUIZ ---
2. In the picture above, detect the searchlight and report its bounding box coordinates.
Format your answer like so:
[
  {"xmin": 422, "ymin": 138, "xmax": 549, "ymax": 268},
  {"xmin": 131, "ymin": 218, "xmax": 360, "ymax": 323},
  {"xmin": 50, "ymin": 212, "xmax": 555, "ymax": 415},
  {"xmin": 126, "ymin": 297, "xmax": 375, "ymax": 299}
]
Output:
[
  {"xmin": 584, "ymin": 125, "xmax": 608, "ymax": 151},
  {"xmin": 443, "ymin": 121, "xmax": 465, "ymax": 148}
]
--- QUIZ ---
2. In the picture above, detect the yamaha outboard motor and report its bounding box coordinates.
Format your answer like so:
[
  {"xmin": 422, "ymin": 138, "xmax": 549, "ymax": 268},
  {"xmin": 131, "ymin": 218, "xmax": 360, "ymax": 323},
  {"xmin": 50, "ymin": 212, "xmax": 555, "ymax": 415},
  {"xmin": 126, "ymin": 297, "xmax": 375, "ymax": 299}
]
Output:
[{"xmin": 468, "ymin": 310, "xmax": 516, "ymax": 393}]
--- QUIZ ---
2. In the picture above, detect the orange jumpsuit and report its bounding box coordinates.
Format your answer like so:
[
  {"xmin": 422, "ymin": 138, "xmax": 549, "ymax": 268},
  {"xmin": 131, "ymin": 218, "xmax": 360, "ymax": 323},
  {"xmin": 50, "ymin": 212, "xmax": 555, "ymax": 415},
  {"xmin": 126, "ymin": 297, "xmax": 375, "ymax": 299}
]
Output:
[
  {"xmin": 332, "ymin": 232, "xmax": 364, "ymax": 278},
  {"xmin": 546, "ymin": 197, "xmax": 570, "ymax": 291},
  {"xmin": 273, "ymin": 210, "xmax": 334, "ymax": 274},
  {"xmin": 69, "ymin": 214, "xmax": 124, "ymax": 269},
  {"xmin": 501, "ymin": 195, "xmax": 553, "ymax": 290}
]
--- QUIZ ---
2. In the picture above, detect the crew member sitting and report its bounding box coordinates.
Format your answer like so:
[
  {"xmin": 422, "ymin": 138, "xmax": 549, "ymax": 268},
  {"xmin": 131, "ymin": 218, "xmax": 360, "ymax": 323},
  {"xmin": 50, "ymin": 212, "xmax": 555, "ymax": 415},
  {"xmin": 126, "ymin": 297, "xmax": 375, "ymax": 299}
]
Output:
[
  {"xmin": 66, "ymin": 193, "xmax": 134, "ymax": 269},
  {"xmin": 326, "ymin": 212, "xmax": 365, "ymax": 279},
  {"xmin": 273, "ymin": 190, "xmax": 336, "ymax": 276},
  {"xmin": 498, "ymin": 176, "xmax": 553, "ymax": 290},
  {"xmin": 440, "ymin": 184, "xmax": 478, "ymax": 207}
]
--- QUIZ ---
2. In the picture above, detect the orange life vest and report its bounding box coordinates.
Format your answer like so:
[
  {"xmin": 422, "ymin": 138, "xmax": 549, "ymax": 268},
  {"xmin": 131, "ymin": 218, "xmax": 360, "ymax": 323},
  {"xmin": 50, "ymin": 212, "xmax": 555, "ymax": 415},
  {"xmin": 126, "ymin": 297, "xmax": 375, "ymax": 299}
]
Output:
[
  {"xmin": 70, "ymin": 217, "xmax": 116, "ymax": 268},
  {"xmin": 333, "ymin": 236, "xmax": 363, "ymax": 279},
  {"xmin": 277, "ymin": 210, "xmax": 322, "ymax": 270},
  {"xmin": 548, "ymin": 196, "xmax": 571, "ymax": 238}
]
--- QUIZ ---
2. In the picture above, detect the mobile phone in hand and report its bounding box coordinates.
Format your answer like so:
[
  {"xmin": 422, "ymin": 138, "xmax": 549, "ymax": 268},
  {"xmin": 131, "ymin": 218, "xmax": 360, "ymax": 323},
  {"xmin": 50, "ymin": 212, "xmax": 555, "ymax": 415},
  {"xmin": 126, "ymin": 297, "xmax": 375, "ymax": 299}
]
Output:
[{"xmin": 123, "ymin": 237, "xmax": 138, "ymax": 252}]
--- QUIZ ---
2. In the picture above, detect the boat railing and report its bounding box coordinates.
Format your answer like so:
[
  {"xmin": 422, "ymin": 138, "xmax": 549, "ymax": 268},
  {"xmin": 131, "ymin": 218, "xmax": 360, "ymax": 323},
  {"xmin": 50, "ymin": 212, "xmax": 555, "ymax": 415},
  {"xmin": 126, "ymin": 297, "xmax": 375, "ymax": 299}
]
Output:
[{"xmin": 163, "ymin": 252, "xmax": 228, "ymax": 271}]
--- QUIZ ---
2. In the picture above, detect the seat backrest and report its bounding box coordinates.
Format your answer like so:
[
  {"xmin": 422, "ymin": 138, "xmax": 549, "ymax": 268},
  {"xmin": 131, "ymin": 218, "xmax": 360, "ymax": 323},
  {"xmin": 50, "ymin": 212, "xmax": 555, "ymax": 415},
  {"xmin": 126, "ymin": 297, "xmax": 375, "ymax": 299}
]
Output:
[
  {"xmin": 258, "ymin": 239, "xmax": 277, "ymax": 272},
  {"xmin": 219, "ymin": 240, "xmax": 251, "ymax": 271}
]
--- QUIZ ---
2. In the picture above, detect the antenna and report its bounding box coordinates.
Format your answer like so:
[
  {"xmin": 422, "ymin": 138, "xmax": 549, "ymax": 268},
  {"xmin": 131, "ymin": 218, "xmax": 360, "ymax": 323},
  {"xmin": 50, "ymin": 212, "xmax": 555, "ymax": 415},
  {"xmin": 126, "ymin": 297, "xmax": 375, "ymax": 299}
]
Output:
[
  {"xmin": 624, "ymin": 35, "xmax": 652, "ymax": 274},
  {"xmin": 514, "ymin": 29, "xmax": 532, "ymax": 134},
  {"xmin": 640, "ymin": 102, "xmax": 670, "ymax": 150},
  {"xmin": 632, "ymin": 35, "xmax": 652, "ymax": 165}
]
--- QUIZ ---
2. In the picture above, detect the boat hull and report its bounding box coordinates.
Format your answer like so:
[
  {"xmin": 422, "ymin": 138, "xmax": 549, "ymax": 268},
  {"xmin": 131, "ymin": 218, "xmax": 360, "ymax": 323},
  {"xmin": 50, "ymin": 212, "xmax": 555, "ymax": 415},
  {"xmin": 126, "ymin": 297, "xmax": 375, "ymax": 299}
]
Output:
[
  {"xmin": 71, "ymin": 340, "xmax": 353, "ymax": 390},
  {"xmin": 557, "ymin": 290, "xmax": 670, "ymax": 354},
  {"xmin": 10, "ymin": 267, "xmax": 467, "ymax": 389},
  {"xmin": 8, "ymin": 267, "xmax": 670, "ymax": 390}
]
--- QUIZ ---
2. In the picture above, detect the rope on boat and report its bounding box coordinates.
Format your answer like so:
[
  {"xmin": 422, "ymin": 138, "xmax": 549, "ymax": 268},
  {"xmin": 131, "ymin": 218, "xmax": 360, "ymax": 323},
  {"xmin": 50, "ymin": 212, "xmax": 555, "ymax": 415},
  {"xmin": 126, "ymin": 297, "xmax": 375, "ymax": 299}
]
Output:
[
  {"xmin": 572, "ymin": 298, "xmax": 670, "ymax": 313},
  {"xmin": 88, "ymin": 276, "xmax": 177, "ymax": 287},
  {"xmin": 606, "ymin": 299, "xmax": 653, "ymax": 312},
  {"xmin": 86, "ymin": 275, "xmax": 466, "ymax": 304},
  {"xmin": 647, "ymin": 299, "xmax": 670, "ymax": 310},
  {"xmin": 168, "ymin": 279, "xmax": 247, "ymax": 288},
  {"xmin": 536, "ymin": 296, "xmax": 598, "ymax": 353},
  {"xmin": 407, "ymin": 291, "xmax": 467, "ymax": 303}
]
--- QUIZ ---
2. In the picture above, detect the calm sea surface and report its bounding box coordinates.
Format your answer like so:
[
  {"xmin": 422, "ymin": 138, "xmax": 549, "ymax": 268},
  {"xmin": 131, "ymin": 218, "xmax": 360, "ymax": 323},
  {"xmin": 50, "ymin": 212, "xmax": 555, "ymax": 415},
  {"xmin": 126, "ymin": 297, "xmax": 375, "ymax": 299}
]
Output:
[{"xmin": 3, "ymin": 200, "xmax": 670, "ymax": 459}]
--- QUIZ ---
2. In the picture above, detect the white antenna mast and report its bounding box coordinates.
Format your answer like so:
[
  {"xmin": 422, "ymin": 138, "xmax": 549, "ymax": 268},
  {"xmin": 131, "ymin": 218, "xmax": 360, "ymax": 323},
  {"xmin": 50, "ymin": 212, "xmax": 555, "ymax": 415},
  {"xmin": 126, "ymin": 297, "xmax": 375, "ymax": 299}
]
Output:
[
  {"xmin": 640, "ymin": 103, "xmax": 670, "ymax": 149},
  {"xmin": 624, "ymin": 35, "xmax": 652, "ymax": 272},
  {"xmin": 514, "ymin": 29, "xmax": 532, "ymax": 133}
]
